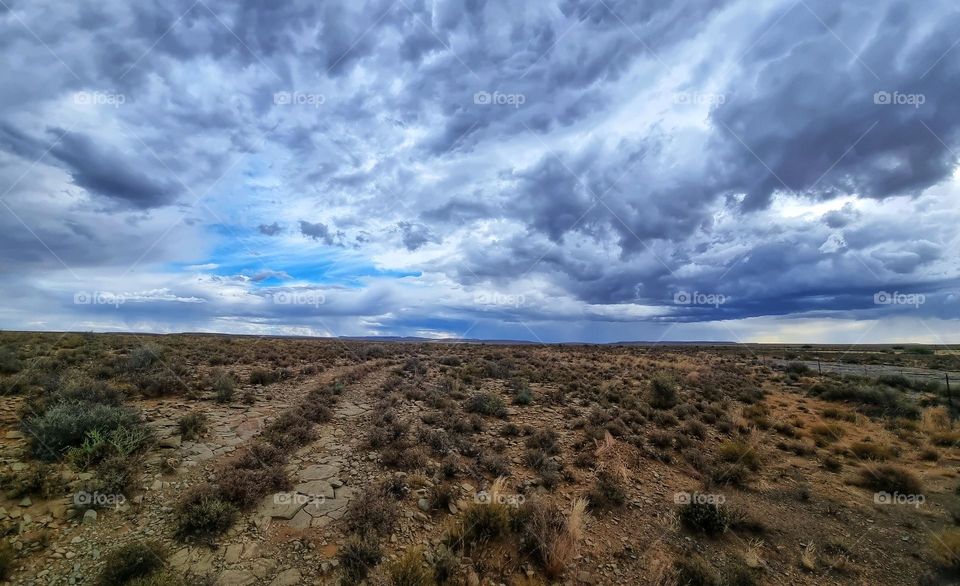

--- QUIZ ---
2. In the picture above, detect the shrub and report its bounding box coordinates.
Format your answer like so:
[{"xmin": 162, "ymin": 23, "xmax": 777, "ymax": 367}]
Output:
[
  {"xmin": 216, "ymin": 465, "xmax": 289, "ymax": 508},
  {"xmin": 848, "ymin": 442, "xmax": 894, "ymax": 461},
  {"xmin": 262, "ymin": 412, "xmax": 315, "ymax": 449},
  {"xmin": 5, "ymin": 463, "xmax": 60, "ymax": 499},
  {"xmin": 386, "ymin": 548, "xmax": 434, "ymax": 586},
  {"xmin": 438, "ymin": 355, "xmax": 461, "ymax": 367},
  {"xmin": 810, "ymin": 381, "xmax": 919, "ymax": 418},
  {"xmin": 0, "ymin": 346, "xmax": 22, "ymax": 374},
  {"xmin": 212, "ymin": 370, "xmax": 235, "ymax": 403},
  {"xmin": 0, "ymin": 540, "xmax": 13, "ymax": 580},
  {"xmin": 344, "ymin": 486, "xmax": 399, "ymax": 537},
  {"xmin": 930, "ymin": 529, "xmax": 960, "ymax": 570},
  {"xmin": 513, "ymin": 498, "xmax": 587, "ymax": 579},
  {"xmin": 126, "ymin": 344, "xmax": 164, "ymax": 372},
  {"xmin": 338, "ymin": 535, "xmax": 382, "ymax": 584},
  {"xmin": 525, "ymin": 428, "xmax": 560, "ymax": 454},
  {"xmin": 23, "ymin": 402, "xmax": 145, "ymax": 461},
  {"xmin": 674, "ymin": 554, "xmax": 721, "ymax": 586},
  {"xmin": 858, "ymin": 464, "xmax": 922, "ymax": 494},
  {"xmin": 679, "ymin": 501, "xmax": 731, "ymax": 535},
  {"xmin": 786, "ymin": 362, "xmax": 810, "ymax": 375},
  {"xmin": 810, "ymin": 423, "xmax": 845, "ymax": 444},
  {"xmin": 431, "ymin": 545, "xmax": 458, "ymax": 584},
  {"xmin": 450, "ymin": 501, "xmax": 512, "ymax": 548},
  {"xmin": 716, "ymin": 439, "xmax": 761, "ymax": 471},
  {"xmin": 650, "ymin": 375, "xmax": 678, "ymax": 409},
  {"xmin": 97, "ymin": 541, "xmax": 167, "ymax": 586},
  {"xmin": 173, "ymin": 486, "xmax": 237, "ymax": 541},
  {"xmin": 465, "ymin": 392, "xmax": 507, "ymax": 417},
  {"xmin": 178, "ymin": 412, "xmax": 207, "ymax": 441},
  {"xmin": 588, "ymin": 469, "xmax": 626, "ymax": 511},
  {"xmin": 249, "ymin": 368, "xmax": 281, "ymax": 386}
]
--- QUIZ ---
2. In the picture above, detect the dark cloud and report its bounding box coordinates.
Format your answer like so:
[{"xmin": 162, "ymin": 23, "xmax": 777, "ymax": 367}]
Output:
[{"xmin": 258, "ymin": 222, "xmax": 282, "ymax": 236}]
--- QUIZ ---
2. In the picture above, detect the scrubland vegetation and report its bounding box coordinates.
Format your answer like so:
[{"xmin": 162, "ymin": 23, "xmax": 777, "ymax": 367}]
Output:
[{"xmin": 0, "ymin": 332, "xmax": 956, "ymax": 584}]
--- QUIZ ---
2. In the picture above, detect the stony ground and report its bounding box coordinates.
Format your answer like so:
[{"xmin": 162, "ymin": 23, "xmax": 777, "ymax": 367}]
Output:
[{"xmin": 1, "ymin": 337, "xmax": 958, "ymax": 585}]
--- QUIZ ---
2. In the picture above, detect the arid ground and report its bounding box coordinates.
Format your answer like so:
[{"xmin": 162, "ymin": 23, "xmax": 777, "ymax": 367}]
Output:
[{"xmin": 0, "ymin": 333, "xmax": 958, "ymax": 585}]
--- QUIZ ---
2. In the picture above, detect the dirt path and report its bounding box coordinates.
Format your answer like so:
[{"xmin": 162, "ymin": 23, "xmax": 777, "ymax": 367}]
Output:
[{"xmin": 1, "ymin": 361, "xmax": 391, "ymax": 585}]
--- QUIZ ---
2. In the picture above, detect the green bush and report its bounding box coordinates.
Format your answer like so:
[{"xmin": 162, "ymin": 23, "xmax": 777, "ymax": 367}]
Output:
[
  {"xmin": 23, "ymin": 402, "xmax": 146, "ymax": 461},
  {"xmin": 174, "ymin": 486, "xmax": 237, "ymax": 541},
  {"xmin": 650, "ymin": 375, "xmax": 678, "ymax": 409},
  {"xmin": 178, "ymin": 412, "xmax": 207, "ymax": 441},
  {"xmin": 0, "ymin": 346, "xmax": 22, "ymax": 374},
  {"xmin": 212, "ymin": 370, "xmax": 235, "ymax": 403},
  {"xmin": 126, "ymin": 344, "xmax": 164, "ymax": 372},
  {"xmin": 679, "ymin": 501, "xmax": 730, "ymax": 535},
  {"xmin": 465, "ymin": 392, "xmax": 507, "ymax": 417},
  {"xmin": 97, "ymin": 541, "xmax": 167, "ymax": 586}
]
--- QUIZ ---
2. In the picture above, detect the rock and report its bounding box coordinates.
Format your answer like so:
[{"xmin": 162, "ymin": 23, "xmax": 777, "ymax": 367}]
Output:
[
  {"xmin": 288, "ymin": 509, "xmax": 313, "ymax": 530},
  {"xmin": 215, "ymin": 569, "xmax": 257, "ymax": 586},
  {"xmin": 417, "ymin": 498, "xmax": 431, "ymax": 512},
  {"xmin": 5, "ymin": 431, "xmax": 24, "ymax": 439},
  {"xmin": 299, "ymin": 464, "xmax": 339, "ymax": 481},
  {"xmin": 577, "ymin": 571, "xmax": 598, "ymax": 584},
  {"xmin": 82, "ymin": 509, "xmax": 97, "ymax": 525},
  {"xmin": 224, "ymin": 544, "xmax": 243, "ymax": 564},
  {"xmin": 158, "ymin": 435, "xmax": 182, "ymax": 449},
  {"xmin": 260, "ymin": 493, "xmax": 306, "ymax": 520},
  {"xmin": 270, "ymin": 568, "xmax": 301, "ymax": 586},
  {"xmin": 19, "ymin": 497, "xmax": 32, "ymax": 507},
  {"xmin": 293, "ymin": 480, "xmax": 335, "ymax": 499}
]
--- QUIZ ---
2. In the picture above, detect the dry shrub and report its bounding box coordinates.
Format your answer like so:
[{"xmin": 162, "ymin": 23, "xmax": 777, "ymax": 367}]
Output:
[
  {"xmin": 344, "ymin": 485, "xmax": 399, "ymax": 537},
  {"xmin": 922, "ymin": 406, "xmax": 952, "ymax": 433},
  {"xmin": 930, "ymin": 529, "xmax": 960, "ymax": 570},
  {"xmin": 514, "ymin": 498, "xmax": 587, "ymax": 579},
  {"xmin": 848, "ymin": 442, "xmax": 894, "ymax": 461},
  {"xmin": 858, "ymin": 464, "xmax": 922, "ymax": 494}
]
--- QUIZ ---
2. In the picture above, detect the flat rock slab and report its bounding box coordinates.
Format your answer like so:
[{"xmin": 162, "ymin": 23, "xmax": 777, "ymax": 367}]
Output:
[
  {"xmin": 293, "ymin": 480, "xmax": 335, "ymax": 499},
  {"xmin": 303, "ymin": 497, "xmax": 349, "ymax": 518},
  {"xmin": 334, "ymin": 402, "xmax": 366, "ymax": 417},
  {"xmin": 299, "ymin": 464, "xmax": 339, "ymax": 481},
  {"xmin": 260, "ymin": 493, "xmax": 306, "ymax": 520},
  {"xmin": 215, "ymin": 570, "xmax": 257, "ymax": 586},
  {"xmin": 270, "ymin": 569, "xmax": 302, "ymax": 586}
]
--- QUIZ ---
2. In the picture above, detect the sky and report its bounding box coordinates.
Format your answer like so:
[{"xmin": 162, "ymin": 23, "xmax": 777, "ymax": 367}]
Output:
[{"xmin": 0, "ymin": 0, "xmax": 958, "ymax": 344}]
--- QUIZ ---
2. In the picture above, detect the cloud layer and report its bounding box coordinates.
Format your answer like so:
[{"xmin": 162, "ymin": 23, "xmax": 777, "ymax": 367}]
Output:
[{"xmin": 0, "ymin": 0, "xmax": 958, "ymax": 343}]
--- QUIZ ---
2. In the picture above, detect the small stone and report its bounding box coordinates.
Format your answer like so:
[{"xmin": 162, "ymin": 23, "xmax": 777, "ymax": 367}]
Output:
[
  {"xmin": 417, "ymin": 498, "xmax": 431, "ymax": 512},
  {"xmin": 270, "ymin": 568, "xmax": 301, "ymax": 586},
  {"xmin": 82, "ymin": 509, "xmax": 97, "ymax": 525},
  {"xmin": 19, "ymin": 497, "xmax": 32, "ymax": 507}
]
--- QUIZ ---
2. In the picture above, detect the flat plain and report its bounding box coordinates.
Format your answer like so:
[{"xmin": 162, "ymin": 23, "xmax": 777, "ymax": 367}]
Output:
[{"xmin": 0, "ymin": 332, "xmax": 958, "ymax": 585}]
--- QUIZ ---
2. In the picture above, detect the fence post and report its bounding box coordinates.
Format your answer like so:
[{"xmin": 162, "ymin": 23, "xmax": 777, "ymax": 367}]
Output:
[
  {"xmin": 817, "ymin": 359, "xmax": 822, "ymax": 376},
  {"xmin": 947, "ymin": 373, "xmax": 954, "ymax": 419}
]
